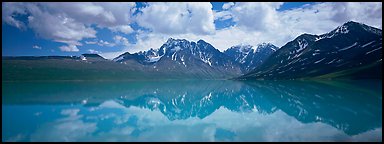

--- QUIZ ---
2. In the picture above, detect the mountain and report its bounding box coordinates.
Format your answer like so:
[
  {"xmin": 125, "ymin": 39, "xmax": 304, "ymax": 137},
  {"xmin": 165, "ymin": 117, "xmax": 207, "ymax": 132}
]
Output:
[
  {"xmin": 80, "ymin": 54, "xmax": 106, "ymax": 62},
  {"xmin": 239, "ymin": 21, "xmax": 382, "ymax": 80},
  {"xmin": 3, "ymin": 39, "xmax": 246, "ymax": 81},
  {"xmin": 113, "ymin": 49, "xmax": 162, "ymax": 65},
  {"xmin": 113, "ymin": 38, "xmax": 243, "ymax": 79},
  {"xmin": 113, "ymin": 38, "xmax": 278, "ymax": 77},
  {"xmin": 224, "ymin": 43, "xmax": 277, "ymax": 73},
  {"xmin": 3, "ymin": 21, "xmax": 381, "ymax": 81}
]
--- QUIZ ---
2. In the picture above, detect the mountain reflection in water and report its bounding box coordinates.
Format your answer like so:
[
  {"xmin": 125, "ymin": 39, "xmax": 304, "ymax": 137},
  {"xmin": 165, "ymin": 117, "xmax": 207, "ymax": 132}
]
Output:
[{"xmin": 2, "ymin": 80, "xmax": 382, "ymax": 142}]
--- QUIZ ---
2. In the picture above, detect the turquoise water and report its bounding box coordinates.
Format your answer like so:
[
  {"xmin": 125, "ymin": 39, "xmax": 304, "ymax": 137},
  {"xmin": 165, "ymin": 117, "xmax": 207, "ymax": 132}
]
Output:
[{"xmin": 2, "ymin": 80, "xmax": 382, "ymax": 142}]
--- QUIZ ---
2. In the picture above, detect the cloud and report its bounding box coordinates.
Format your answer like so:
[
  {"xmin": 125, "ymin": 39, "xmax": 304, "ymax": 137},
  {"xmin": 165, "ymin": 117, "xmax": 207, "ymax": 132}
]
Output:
[
  {"xmin": 113, "ymin": 35, "xmax": 131, "ymax": 47},
  {"xmin": 102, "ymin": 2, "xmax": 382, "ymax": 60},
  {"xmin": 99, "ymin": 35, "xmax": 133, "ymax": 58},
  {"xmin": 213, "ymin": 10, "xmax": 232, "ymax": 21},
  {"xmin": 229, "ymin": 2, "xmax": 284, "ymax": 31},
  {"xmin": 109, "ymin": 25, "xmax": 134, "ymax": 34},
  {"xmin": 3, "ymin": 2, "xmax": 382, "ymax": 56},
  {"xmin": 85, "ymin": 41, "xmax": 97, "ymax": 45},
  {"xmin": 26, "ymin": 101, "xmax": 381, "ymax": 142},
  {"xmin": 37, "ymin": 2, "xmax": 137, "ymax": 27},
  {"xmin": 210, "ymin": 2, "xmax": 382, "ymax": 48},
  {"xmin": 222, "ymin": 2, "xmax": 235, "ymax": 10},
  {"xmin": 88, "ymin": 49, "xmax": 101, "ymax": 54},
  {"xmin": 59, "ymin": 45, "xmax": 79, "ymax": 52},
  {"xmin": 136, "ymin": 2, "xmax": 215, "ymax": 35},
  {"xmin": 101, "ymin": 32, "xmax": 167, "ymax": 59},
  {"xmin": 98, "ymin": 40, "xmax": 115, "ymax": 47},
  {"xmin": 2, "ymin": 2, "xmax": 136, "ymax": 52},
  {"xmin": 32, "ymin": 45, "xmax": 42, "ymax": 49},
  {"xmin": 3, "ymin": 3, "xmax": 97, "ymax": 51},
  {"xmin": 276, "ymin": 2, "xmax": 382, "ymax": 41},
  {"xmin": 2, "ymin": 2, "xmax": 28, "ymax": 30},
  {"xmin": 329, "ymin": 2, "xmax": 382, "ymax": 28},
  {"xmin": 30, "ymin": 108, "xmax": 97, "ymax": 142},
  {"xmin": 27, "ymin": 11, "xmax": 96, "ymax": 46},
  {"xmin": 85, "ymin": 39, "xmax": 115, "ymax": 47},
  {"xmin": 61, "ymin": 109, "xmax": 80, "ymax": 116}
]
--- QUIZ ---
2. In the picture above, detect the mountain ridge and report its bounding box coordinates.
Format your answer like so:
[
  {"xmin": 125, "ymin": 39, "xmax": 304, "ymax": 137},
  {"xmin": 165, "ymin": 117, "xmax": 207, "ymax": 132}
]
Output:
[
  {"xmin": 239, "ymin": 21, "xmax": 382, "ymax": 80},
  {"xmin": 2, "ymin": 21, "xmax": 381, "ymax": 80}
]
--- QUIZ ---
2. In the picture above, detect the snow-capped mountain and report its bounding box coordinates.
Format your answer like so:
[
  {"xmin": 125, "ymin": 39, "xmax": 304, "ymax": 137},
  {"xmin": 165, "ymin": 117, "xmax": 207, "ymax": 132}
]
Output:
[
  {"xmin": 240, "ymin": 21, "xmax": 382, "ymax": 79},
  {"xmin": 156, "ymin": 38, "xmax": 241, "ymax": 68},
  {"xmin": 113, "ymin": 38, "xmax": 277, "ymax": 77},
  {"xmin": 224, "ymin": 43, "xmax": 277, "ymax": 72},
  {"xmin": 113, "ymin": 38, "xmax": 243, "ymax": 79},
  {"xmin": 5, "ymin": 21, "xmax": 380, "ymax": 80}
]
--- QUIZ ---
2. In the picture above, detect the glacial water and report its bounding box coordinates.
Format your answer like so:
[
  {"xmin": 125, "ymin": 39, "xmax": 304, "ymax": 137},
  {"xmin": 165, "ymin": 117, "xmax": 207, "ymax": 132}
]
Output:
[{"xmin": 2, "ymin": 80, "xmax": 382, "ymax": 142}]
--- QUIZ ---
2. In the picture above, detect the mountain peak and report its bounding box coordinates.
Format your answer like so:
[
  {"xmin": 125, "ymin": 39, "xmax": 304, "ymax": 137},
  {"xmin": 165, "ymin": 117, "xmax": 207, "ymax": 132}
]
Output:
[
  {"xmin": 344, "ymin": 21, "xmax": 382, "ymax": 35},
  {"xmin": 80, "ymin": 53, "xmax": 105, "ymax": 61},
  {"xmin": 342, "ymin": 21, "xmax": 367, "ymax": 27},
  {"xmin": 241, "ymin": 21, "xmax": 382, "ymax": 80},
  {"xmin": 338, "ymin": 21, "xmax": 382, "ymax": 34},
  {"xmin": 197, "ymin": 39, "xmax": 208, "ymax": 44},
  {"xmin": 230, "ymin": 44, "xmax": 253, "ymax": 53},
  {"xmin": 317, "ymin": 21, "xmax": 382, "ymax": 41},
  {"xmin": 295, "ymin": 33, "xmax": 318, "ymax": 42},
  {"xmin": 257, "ymin": 42, "xmax": 274, "ymax": 47},
  {"xmin": 81, "ymin": 53, "xmax": 104, "ymax": 58},
  {"xmin": 298, "ymin": 33, "xmax": 317, "ymax": 38},
  {"xmin": 227, "ymin": 43, "xmax": 278, "ymax": 53},
  {"xmin": 165, "ymin": 38, "xmax": 190, "ymax": 46},
  {"xmin": 121, "ymin": 52, "xmax": 131, "ymax": 55},
  {"xmin": 257, "ymin": 43, "xmax": 278, "ymax": 51},
  {"xmin": 166, "ymin": 37, "xmax": 175, "ymax": 42}
]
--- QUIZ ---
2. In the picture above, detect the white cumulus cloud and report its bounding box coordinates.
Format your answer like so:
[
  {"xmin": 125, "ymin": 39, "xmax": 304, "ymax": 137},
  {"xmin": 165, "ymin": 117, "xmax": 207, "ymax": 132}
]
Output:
[
  {"xmin": 230, "ymin": 2, "xmax": 284, "ymax": 31},
  {"xmin": 213, "ymin": 10, "xmax": 232, "ymax": 21},
  {"xmin": 136, "ymin": 2, "xmax": 215, "ymax": 35},
  {"xmin": 3, "ymin": 2, "xmax": 382, "ymax": 56},
  {"xmin": 113, "ymin": 35, "xmax": 131, "ymax": 47},
  {"xmin": 222, "ymin": 2, "xmax": 235, "ymax": 10},
  {"xmin": 2, "ymin": 2, "xmax": 137, "ymax": 52},
  {"xmin": 109, "ymin": 25, "xmax": 134, "ymax": 34},
  {"xmin": 59, "ymin": 45, "xmax": 79, "ymax": 52}
]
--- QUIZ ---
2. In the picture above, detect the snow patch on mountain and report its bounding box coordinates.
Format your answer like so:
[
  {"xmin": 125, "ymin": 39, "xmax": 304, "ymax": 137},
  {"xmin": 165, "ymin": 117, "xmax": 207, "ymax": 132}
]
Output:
[
  {"xmin": 113, "ymin": 55, "xmax": 124, "ymax": 62},
  {"xmin": 366, "ymin": 47, "xmax": 382, "ymax": 55},
  {"xmin": 316, "ymin": 24, "xmax": 350, "ymax": 41},
  {"xmin": 296, "ymin": 39, "xmax": 308, "ymax": 53},
  {"xmin": 362, "ymin": 41, "xmax": 375, "ymax": 48},
  {"xmin": 314, "ymin": 58, "xmax": 326, "ymax": 64},
  {"xmin": 201, "ymin": 56, "xmax": 212, "ymax": 66},
  {"xmin": 338, "ymin": 42, "xmax": 358, "ymax": 51},
  {"xmin": 171, "ymin": 46, "xmax": 181, "ymax": 52},
  {"xmin": 148, "ymin": 55, "xmax": 163, "ymax": 62}
]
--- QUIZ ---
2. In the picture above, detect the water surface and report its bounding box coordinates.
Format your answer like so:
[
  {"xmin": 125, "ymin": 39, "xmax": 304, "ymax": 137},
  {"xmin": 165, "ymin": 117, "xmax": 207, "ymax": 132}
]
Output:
[{"xmin": 2, "ymin": 80, "xmax": 382, "ymax": 142}]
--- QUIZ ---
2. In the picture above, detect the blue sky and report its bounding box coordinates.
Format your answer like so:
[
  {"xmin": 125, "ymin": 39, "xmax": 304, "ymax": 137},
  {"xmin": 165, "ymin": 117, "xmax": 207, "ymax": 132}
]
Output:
[{"xmin": 2, "ymin": 2, "xmax": 382, "ymax": 59}]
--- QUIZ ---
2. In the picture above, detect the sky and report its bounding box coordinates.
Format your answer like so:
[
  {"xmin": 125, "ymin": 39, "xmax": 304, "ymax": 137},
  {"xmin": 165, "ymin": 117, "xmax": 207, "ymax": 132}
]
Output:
[{"xmin": 2, "ymin": 2, "xmax": 382, "ymax": 59}]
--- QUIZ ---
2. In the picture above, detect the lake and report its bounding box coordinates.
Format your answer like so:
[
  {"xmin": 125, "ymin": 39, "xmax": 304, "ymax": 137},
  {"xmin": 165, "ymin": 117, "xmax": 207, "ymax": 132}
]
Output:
[{"xmin": 2, "ymin": 80, "xmax": 382, "ymax": 142}]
